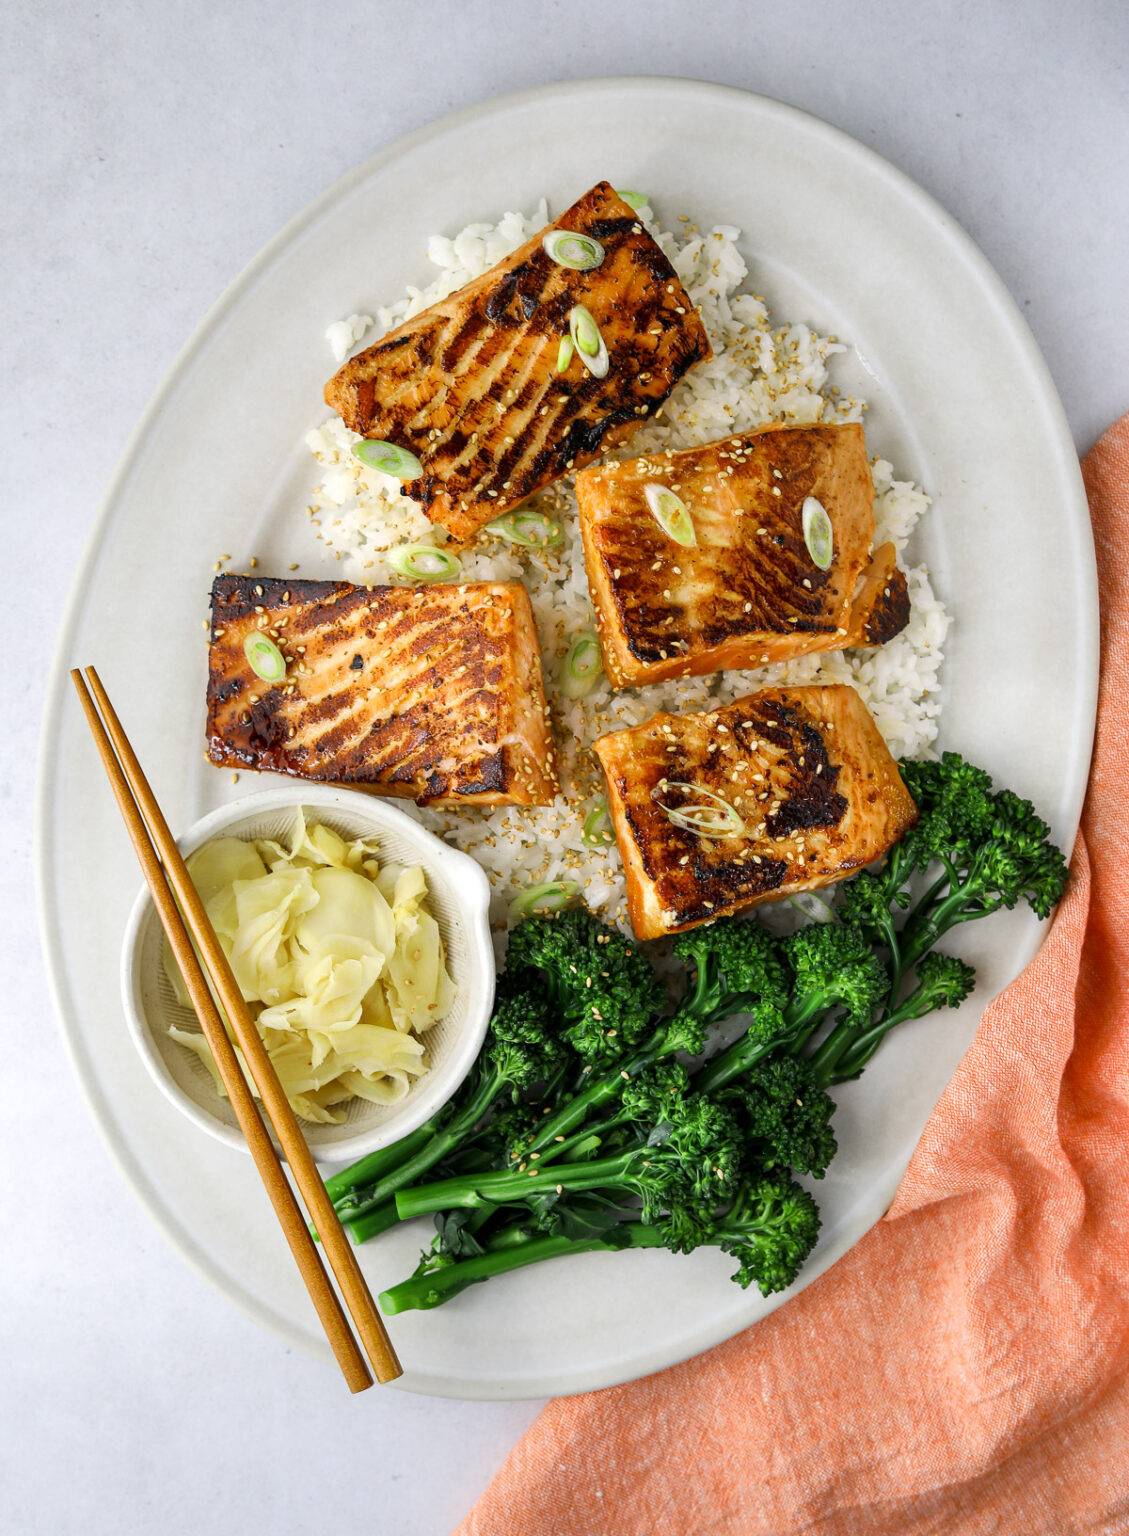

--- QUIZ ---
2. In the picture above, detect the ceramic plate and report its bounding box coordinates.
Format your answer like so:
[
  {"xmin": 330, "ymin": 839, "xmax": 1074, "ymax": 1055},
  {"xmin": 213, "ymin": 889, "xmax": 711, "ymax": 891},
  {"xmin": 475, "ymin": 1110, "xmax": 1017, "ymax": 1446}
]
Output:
[{"xmin": 37, "ymin": 79, "xmax": 1098, "ymax": 1399}]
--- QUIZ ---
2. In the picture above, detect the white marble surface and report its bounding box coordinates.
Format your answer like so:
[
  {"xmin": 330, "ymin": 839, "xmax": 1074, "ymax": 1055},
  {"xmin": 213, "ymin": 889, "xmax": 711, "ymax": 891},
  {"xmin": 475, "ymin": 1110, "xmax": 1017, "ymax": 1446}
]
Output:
[{"xmin": 5, "ymin": 4, "xmax": 1127, "ymax": 1532}]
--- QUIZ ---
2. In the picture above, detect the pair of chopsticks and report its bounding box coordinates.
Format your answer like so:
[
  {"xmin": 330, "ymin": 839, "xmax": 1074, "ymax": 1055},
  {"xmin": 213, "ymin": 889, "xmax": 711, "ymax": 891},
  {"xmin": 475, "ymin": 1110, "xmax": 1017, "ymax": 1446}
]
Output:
[{"xmin": 71, "ymin": 666, "xmax": 401, "ymax": 1393}]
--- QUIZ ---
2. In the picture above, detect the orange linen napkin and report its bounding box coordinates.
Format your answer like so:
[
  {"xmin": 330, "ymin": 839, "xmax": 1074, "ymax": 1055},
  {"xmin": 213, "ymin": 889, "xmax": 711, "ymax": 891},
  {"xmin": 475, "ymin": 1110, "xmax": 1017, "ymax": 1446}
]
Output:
[{"xmin": 455, "ymin": 416, "xmax": 1129, "ymax": 1536}]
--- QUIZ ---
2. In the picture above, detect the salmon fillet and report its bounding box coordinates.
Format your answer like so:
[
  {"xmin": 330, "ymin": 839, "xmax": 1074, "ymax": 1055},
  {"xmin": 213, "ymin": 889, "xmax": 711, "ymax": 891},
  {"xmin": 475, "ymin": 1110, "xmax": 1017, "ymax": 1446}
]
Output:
[
  {"xmin": 324, "ymin": 182, "xmax": 711, "ymax": 542},
  {"xmin": 576, "ymin": 423, "xmax": 910, "ymax": 688},
  {"xmin": 592, "ymin": 684, "xmax": 917, "ymax": 939},
  {"xmin": 206, "ymin": 575, "xmax": 557, "ymax": 806}
]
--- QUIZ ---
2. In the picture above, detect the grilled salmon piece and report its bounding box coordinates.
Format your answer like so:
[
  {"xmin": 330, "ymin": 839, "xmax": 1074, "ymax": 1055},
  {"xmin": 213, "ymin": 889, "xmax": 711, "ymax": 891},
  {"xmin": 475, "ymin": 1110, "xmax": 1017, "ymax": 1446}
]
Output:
[
  {"xmin": 593, "ymin": 684, "xmax": 917, "ymax": 939},
  {"xmin": 843, "ymin": 540, "xmax": 911, "ymax": 647},
  {"xmin": 324, "ymin": 182, "xmax": 711, "ymax": 542},
  {"xmin": 207, "ymin": 575, "xmax": 557, "ymax": 806},
  {"xmin": 576, "ymin": 423, "xmax": 909, "ymax": 688}
]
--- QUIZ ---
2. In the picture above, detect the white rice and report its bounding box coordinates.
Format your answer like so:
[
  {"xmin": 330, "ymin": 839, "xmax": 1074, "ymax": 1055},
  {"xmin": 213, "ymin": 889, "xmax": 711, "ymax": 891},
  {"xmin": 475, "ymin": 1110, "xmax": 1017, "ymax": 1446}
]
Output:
[{"xmin": 303, "ymin": 198, "xmax": 947, "ymax": 934}]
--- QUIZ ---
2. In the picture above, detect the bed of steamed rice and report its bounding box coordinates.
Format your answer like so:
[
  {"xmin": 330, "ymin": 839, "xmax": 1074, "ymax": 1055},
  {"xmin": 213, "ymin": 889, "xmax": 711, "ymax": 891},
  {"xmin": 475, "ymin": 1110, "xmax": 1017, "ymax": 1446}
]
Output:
[{"xmin": 304, "ymin": 198, "xmax": 948, "ymax": 936}]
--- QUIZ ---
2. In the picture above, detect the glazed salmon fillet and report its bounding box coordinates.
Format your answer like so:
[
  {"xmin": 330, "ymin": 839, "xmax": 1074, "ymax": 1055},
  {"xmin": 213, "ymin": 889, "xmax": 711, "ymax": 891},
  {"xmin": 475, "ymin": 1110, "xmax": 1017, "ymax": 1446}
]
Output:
[
  {"xmin": 576, "ymin": 423, "xmax": 910, "ymax": 688},
  {"xmin": 324, "ymin": 182, "xmax": 711, "ymax": 542},
  {"xmin": 206, "ymin": 575, "xmax": 557, "ymax": 806},
  {"xmin": 593, "ymin": 684, "xmax": 917, "ymax": 939}
]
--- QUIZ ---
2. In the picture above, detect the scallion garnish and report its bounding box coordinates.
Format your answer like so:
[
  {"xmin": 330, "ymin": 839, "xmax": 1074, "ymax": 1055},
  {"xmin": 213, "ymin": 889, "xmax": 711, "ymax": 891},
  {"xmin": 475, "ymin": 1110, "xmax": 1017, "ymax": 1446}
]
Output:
[
  {"xmin": 509, "ymin": 881, "xmax": 580, "ymax": 920},
  {"xmin": 568, "ymin": 305, "xmax": 609, "ymax": 380},
  {"xmin": 650, "ymin": 779, "xmax": 747, "ymax": 840},
  {"xmin": 542, "ymin": 230, "xmax": 605, "ymax": 271},
  {"xmin": 486, "ymin": 510, "xmax": 563, "ymax": 548},
  {"xmin": 802, "ymin": 496, "xmax": 833, "ymax": 570},
  {"xmin": 643, "ymin": 484, "xmax": 697, "ymax": 547},
  {"xmin": 243, "ymin": 632, "xmax": 287, "ymax": 684},
  {"xmin": 386, "ymin": 543, "xmax": 461, "ymax": 583},
  {"xmin": 787, "ymin": 892, "xmax": 837, "ymax": 924},
  {"xmin": 560, "ymin": 632, "xmax": 604, "ymax": 699},
  {"xmin": 352, "ymin": 439, "xmax": 423, "ymax": 480},
  {"xmin": 556, "ymin": 335, "xmax": 574, "ymax": 373},
  {"xmin": 617, "ymin": 189, "xmax": 648, "ymax": 210},
  {"xmin": 581, "ymin": 796, "xmax": 617, "ymax": 848}
]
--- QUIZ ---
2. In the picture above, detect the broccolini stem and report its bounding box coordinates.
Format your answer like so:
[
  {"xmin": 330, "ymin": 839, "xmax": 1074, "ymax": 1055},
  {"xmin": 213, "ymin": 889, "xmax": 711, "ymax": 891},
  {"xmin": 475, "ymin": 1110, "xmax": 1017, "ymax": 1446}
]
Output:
[
  {"xmin": 332, "ymin": 1066, "xmax": 504, "ymax": 1220},
  {"xmin": 324, "ymin": 1124, "xmax": 434, "ymax": 1203},
  {"xmin": 691, "ymin": 993, "xmax": 826, "ymax": 1095},
  {"xmin": 395, "ymin": 1151, "xmax": 646, "ymax": 1221},
  {"xmin": 345, "ymin": 1198, "xmax": 400, "ymax": 1245},
  {"xmin": 379, "ymin": 1223, "xmax": 666, "ymax": 1314},
  {"xmin": 808, "ymin": 974, "xmax": 961, "ymax": 1087},
  {"xmin": 829, "ymin": 986, "xmax": 953, "ymax": 1081},
  {"xmin": 510, "ymin": 1025, "xmax": 674, "ymax": 1162}
]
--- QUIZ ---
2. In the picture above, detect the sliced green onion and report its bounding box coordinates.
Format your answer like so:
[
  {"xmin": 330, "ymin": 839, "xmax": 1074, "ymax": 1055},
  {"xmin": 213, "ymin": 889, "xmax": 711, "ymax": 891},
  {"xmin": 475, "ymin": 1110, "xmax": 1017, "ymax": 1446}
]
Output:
[
  {"xmin": 643, "ymin": 483, "xmax": 697, "ymax": 547},
  {"xmin": 651, "ymin": 779, "xmax": 747, "ymax": 840},
  {"xmin": 802, "ymin": 496, "xmax": 833, "ymax": 570},
  {"xmin": 542, "ymin": 230, "xmax": 605, "ymax": 271},
  {"xmin": 556, "ymin": 335, "xmax": 574, "ymax": 373},
  {"xmin": 560, "ymin": 632, "xmax": 604, "ymax": 699},
  {"xmin": 509, "ymin": 880, "xmax": 580, "ymax": 920},
  {"xmin": 582, "ymin": 795, "xmax": 617, "ymax": 848},
  {"xmin": 352, "ymin": 439, "xmax": 423, "ymax": 480},
  {"xmin": 787, "ymin": 892, "xmax": 837, "ymax": 924},
  {"xmin": 568, "ymin": 305, "xmax": 609, "ymax": 379},
  {"xmin": 243, "ymin": 632, "xmax": 287, "ymax": 684},
  {"xmin": 386, "ymin": 543, "xmax": 461, "ymax": 583},
  {"xmin": 617, "ymin": 189, "xmax": 648, "ymax": 210},
  {"xmin": 572, "ymin": 309, "xmax": 600, "ymax": 356},
  {"xmin": 486, "ymin": 509, "xmax": 563, "ymax": 548}
]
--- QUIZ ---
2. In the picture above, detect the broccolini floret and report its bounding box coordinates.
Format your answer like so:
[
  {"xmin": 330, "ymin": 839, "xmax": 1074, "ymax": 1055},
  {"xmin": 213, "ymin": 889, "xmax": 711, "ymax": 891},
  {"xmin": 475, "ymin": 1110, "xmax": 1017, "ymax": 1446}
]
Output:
[{"xmin": 504, "ymin": 907, "xmax": 666, "ymax": 1063}]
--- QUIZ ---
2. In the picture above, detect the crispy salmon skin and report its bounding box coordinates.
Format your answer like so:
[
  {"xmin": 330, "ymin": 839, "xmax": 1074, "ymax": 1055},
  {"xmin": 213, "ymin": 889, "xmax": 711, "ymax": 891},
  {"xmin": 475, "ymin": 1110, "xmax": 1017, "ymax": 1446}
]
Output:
[
  {"xmin": 207, "ymin": 574, "xmax": 557, "ymax": 806},
  {"xmin": 593, "ymin": 684, "xmax": 917, "ymax": 939},
  {"xmin": 576, "ymin": 423, "xmax": 910, "ymax": 687},
  {"xmin": 324, "ymin": 182, "xmax": 711, "ymax": 542}
]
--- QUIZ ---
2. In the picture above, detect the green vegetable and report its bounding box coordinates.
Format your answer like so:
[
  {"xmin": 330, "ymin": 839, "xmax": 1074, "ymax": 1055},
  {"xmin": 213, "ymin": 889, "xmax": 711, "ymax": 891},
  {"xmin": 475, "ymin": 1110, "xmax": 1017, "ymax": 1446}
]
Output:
[
  {"xmin": 556, "ymin": 335, "xmax": 574, "ymax": 373},
  {"xmin": 560, "ymin": 633, "xmax": 604, "ymax": 699},
  {"xmin": 508, "ymin": 881, "xmax": 579, "ymax": 920},
  {"xmin": 643, "ymin": 484, "xmax": 697, "ymax": 546},
  {"xmin": 617, "ymin": 189, "xmax": 648, "ymax": 210},
  {"xmin": 243, "ymin": 632, "xmax": 286, "ymax": 684},
  {"xmin": 386, "ymin": 543, "xmax": 461, "ymax": 583},
  {"xmin": 581, "ymin": 796, "xmax": 616, "ymax": 848},
  {"xmin": 787, "ymin": 892, "xmax": 837, "ymax": 924},
  {"xmin": 542, "ymin": 230, "xmax": 605, "ymax": 271},
  {"xmin": 322, "ymin": 752, "xmax": 1067, "ymax": 1314},
  {"xmin": 486, "ymin": 509, "xmax": 563, "ymax": 548},
  {"xmin": 568, "ymin": 305, "xmax": 609, "ymax": 379},
  {"xmin": 802, "ymin": 496, "xmax": 833, "ymax": 569},
  {"xmin": 651, "ymin": 779, "xmax": 746, "ymax": 839},
  {"xmin": 351, "ymin": 439, "xmax": 423, "ymax": 479}
]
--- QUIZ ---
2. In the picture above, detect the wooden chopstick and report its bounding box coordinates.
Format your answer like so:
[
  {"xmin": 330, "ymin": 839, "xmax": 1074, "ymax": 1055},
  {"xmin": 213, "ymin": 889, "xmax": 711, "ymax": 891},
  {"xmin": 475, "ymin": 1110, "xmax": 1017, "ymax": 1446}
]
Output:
[{"xmin": 72, "ymin": 667, "xmax": 402, "ymax": 1389}]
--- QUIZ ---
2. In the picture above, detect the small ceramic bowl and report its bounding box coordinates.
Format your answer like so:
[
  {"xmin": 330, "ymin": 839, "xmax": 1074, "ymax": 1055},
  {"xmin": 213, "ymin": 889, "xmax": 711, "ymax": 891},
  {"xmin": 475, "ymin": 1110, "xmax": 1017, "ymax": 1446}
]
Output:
[{"xmin": 120, "ymin": 784, "xmax": 494, "ymax": 1164}]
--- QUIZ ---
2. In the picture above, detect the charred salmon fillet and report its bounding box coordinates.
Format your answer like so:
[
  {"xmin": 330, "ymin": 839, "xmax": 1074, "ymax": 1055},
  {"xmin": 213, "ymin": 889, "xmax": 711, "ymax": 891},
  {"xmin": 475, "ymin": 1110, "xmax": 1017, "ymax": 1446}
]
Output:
[
  {"xmin": 207, "ymin": 574, "xmax": 557, "ymax": 806},
  {"xmin": 576, "ymin": 423, "xmax": 910, "ymax": 688},
  {"xmin": 324, "ymin": 182, "xmax": 711, "ymax": 542},
  {"xmin": 593, "ymin": 684, "xmax": 917, "ymax": 939}
]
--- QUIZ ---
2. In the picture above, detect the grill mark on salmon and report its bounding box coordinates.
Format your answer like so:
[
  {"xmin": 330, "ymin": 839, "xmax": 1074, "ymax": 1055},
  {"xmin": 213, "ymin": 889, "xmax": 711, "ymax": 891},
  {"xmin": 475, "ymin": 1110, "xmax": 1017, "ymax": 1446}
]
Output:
[
  {"xmin": 593, "ymin": 685, "xmax": 918, "ymax": 939},
  {"xmin": 206, "ymin": 574, "xmax": 557, "ymax": 806},
  {"xmin": 324, "ymin": 182, "xmax": 711, "ymax": 541},
  {"xmin": 576, "ymin": 423, "xmax": 911, "ymax": 688}
]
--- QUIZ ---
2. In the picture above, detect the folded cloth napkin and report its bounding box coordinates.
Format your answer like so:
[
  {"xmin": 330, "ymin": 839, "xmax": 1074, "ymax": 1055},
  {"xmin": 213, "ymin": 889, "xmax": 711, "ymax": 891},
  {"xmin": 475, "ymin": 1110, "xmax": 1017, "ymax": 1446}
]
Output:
[{"xmin": 455, "ymin": 416, "xmax": 1129, "ymax": 1536}]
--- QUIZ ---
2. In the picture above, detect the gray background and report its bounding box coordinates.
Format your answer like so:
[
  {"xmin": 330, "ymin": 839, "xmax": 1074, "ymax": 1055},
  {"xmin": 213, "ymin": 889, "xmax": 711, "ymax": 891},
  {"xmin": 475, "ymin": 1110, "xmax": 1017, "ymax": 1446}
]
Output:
[{"xmin": 5, "ymin": 3, "xmax": 1127, "ymax": 1533}]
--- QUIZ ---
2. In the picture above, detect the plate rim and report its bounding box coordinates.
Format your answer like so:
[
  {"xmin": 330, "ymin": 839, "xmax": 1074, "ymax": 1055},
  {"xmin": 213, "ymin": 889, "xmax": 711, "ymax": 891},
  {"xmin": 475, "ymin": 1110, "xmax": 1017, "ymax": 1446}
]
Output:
[{"xmin": 36, "ymin": 74, "xmax": 1100, "ymax": 1399}]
